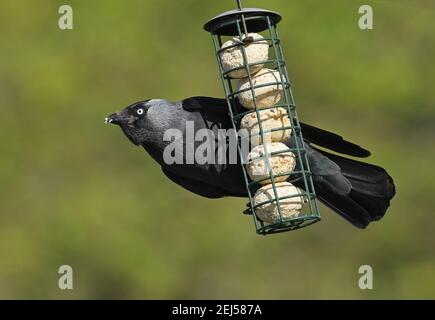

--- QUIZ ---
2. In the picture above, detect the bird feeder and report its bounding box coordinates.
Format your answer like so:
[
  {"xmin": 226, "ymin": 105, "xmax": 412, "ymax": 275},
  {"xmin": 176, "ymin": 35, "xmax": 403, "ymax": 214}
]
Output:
[{"xmin": 204, "ymin": 0, "xmax": 321, "ymax": 235}]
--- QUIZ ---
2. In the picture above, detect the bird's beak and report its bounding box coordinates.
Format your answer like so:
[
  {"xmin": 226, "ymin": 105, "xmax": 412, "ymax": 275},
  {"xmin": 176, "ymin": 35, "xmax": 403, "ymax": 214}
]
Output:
[{"xmin": 105, "ymin": 113, "xmax": 124, "ymax": 125}]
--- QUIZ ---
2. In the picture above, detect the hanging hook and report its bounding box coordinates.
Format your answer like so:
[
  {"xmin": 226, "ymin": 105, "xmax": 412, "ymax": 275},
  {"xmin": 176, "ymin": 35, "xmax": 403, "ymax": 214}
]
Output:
[
  {"xmin": 236, "ymin": 0, "xmax": 253, "ymax": 43},
  {"xmin": 236, "ymin": 0, "xmax": 243, "ymax": 10}
]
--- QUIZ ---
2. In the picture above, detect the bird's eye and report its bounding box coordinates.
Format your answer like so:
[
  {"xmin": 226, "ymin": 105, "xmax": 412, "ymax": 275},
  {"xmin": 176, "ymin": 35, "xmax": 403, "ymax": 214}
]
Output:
[{"xmin": 136, "ymin": 108, "xmax": 144, "ymax": 115}]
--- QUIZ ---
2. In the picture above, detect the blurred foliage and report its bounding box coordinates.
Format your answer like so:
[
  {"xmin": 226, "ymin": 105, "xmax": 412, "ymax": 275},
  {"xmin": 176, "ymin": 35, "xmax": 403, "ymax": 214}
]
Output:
[{"xmin": 0, "ymin": 0, "xmax": 434, "ymax": 299}]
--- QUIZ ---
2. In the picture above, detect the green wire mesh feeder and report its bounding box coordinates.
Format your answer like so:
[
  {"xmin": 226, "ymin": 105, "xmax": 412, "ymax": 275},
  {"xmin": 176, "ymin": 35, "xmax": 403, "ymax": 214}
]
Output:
[{"xmin": 204, "ymin": 1, "xmax": 321, "ymax": 235}]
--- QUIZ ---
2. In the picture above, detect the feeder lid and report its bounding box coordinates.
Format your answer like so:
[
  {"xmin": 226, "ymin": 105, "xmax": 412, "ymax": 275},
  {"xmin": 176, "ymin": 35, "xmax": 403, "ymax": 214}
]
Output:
[{"xmin": 204, "ymin": 8, "xmax": 281, "ymax": 36}]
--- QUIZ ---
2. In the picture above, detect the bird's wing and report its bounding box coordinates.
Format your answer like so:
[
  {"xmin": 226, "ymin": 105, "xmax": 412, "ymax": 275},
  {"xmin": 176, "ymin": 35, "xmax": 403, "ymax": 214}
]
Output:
[
  {"xmin": 182, "ymin": 97, "xmax": 371, "ymax": 158},
  {"xmin": 182, "ymin": 96, "xmax": 230, "ymax": 113},
  {"xmin": 161, "ymin": 167, "xmax": 225, "ymax": 198},
  {"xmin": 300, "ymin": 122, "xmax": 371, "ymax": 158}
]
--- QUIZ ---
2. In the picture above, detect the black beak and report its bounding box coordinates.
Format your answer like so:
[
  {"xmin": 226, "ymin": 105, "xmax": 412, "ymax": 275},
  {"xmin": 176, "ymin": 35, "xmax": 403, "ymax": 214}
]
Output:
[{"xmin": 105, "ymin": 113, "xmax": 123, "ymax": 125}]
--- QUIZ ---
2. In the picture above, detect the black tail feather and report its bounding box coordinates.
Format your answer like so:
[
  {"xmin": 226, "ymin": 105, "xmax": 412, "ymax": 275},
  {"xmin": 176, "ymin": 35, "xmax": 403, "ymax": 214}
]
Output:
[
  {"xmin": 317, "ymin": 191, "xmax": 372, "ymax": 228},
  {"xmin": 314, "ymin": 148, "xmax": 395, "ymax": 228},
  {"xmin": 318, "ymin": 149, "xmax": 395, "ymax": 197},
  {"xmin": 348, "ymin": 190, "xmax": 390, "ymax": 221}
]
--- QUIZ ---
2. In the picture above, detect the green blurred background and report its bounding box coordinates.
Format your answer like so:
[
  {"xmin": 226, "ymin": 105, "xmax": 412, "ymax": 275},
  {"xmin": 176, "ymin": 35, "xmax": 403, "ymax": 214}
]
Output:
[{"xmin": 0, "ymin": 0, "xmax": 434, "ymax": 299}]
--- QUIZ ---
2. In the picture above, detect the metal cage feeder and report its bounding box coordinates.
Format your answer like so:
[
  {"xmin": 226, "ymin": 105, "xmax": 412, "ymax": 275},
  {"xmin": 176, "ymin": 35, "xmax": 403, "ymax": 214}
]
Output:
[{"xmin": 204, "ymin": 1, "xmax": 321, "ymax": 235}]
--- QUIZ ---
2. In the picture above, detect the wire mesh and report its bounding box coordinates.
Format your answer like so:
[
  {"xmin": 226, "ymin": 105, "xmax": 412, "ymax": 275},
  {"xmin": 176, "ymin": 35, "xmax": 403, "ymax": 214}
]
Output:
[{"xmin": 208, "ymin": 9, "xmax": 321, "ymax": 235}]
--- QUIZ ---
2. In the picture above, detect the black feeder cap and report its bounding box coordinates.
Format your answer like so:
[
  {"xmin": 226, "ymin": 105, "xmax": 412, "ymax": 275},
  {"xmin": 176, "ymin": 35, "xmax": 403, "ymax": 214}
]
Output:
[{"xmin": 203, "ymin": 8, "xmax": 281, "ymax": 36}]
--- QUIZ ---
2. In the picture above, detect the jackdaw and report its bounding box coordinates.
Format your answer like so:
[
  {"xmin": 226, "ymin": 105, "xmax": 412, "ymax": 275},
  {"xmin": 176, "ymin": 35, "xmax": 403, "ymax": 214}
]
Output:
[{"xmin": 105, "ymin": 96, "xmax": 395, "ymax": 228}]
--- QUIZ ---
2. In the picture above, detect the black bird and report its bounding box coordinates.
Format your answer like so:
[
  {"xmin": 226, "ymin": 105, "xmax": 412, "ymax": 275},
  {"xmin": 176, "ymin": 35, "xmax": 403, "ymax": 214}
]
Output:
[{"xmin": 105, "ymin": 96, "xmax": 395, "ymax": 228}]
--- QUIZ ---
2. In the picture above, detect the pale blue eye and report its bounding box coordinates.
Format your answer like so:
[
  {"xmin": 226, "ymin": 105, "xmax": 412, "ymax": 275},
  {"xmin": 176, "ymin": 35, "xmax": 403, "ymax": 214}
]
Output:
[{"xmin": 137, "ymin": 108, "xmax": 144, "ymax": 115}]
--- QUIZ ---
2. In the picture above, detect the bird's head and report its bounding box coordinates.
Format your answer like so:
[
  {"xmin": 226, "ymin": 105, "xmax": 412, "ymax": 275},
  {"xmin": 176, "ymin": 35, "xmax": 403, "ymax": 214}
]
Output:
[{"xmin": 105, "ymin": 100, "xmax": 152, "ymax": 145}]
